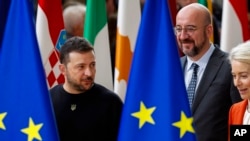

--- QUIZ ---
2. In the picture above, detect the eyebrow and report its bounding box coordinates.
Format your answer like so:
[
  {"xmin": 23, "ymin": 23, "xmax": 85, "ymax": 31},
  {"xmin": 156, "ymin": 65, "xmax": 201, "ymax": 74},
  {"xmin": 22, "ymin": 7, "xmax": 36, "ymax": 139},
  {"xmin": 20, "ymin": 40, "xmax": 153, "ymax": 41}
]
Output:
[{"xmin": 176, "ymin": 25, "xmax": 196, "ymax": 28}]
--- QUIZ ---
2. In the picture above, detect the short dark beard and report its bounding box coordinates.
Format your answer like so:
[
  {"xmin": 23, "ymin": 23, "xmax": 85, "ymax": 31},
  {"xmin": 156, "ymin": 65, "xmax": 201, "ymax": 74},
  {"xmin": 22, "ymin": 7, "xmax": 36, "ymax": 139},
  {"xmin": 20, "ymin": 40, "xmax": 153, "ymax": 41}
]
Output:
[
  {"xmin": 186, "ymin": 45, "xmax": 199, "ymax": 57},
  {"xmin": 181, "ymin": 31, "xmax": 207, "ymax": 57},
  {"xmin": 65, "ymin": 70, "xmax": 88, "ymax": 93}
]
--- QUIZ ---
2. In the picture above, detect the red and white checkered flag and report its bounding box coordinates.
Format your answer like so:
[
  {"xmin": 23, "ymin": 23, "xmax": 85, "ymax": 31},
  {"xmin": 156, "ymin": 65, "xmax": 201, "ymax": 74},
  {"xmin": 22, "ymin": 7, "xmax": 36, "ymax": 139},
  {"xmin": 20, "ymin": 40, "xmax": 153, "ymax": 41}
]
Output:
[
  {"xmin": 45, "ymin": 49, "xmax": 64, "ymax": 88},
  {"xmin": 36, "ymin": 0, "xmax": 65, "ymax": 88}
]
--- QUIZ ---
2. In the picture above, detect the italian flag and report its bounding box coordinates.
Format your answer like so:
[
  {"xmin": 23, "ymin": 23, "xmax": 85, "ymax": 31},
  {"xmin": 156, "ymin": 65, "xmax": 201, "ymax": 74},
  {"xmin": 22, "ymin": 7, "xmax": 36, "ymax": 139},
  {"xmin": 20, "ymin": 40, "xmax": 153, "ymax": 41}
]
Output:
[
  {"xmin": 114, "ymin": 0, "xmax": 141, "ymax": 101},
  {"xmin": 84, "ymin": 0, "xmax": 113, "ymax": 90},
  {"xmin": 220, "ymin": 0, "xmax": 249, "ymax": 52}
]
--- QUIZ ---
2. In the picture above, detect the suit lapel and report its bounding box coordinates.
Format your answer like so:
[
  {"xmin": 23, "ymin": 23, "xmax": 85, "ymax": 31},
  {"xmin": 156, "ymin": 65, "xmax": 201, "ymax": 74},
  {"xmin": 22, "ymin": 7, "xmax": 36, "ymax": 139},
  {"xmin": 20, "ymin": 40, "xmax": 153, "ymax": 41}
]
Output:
[
  {"xmin": 180, "ymin": 56, "xmax": 187, "ymax": 71},
  {"xmin": 192, "ymin": 47, "xmax": 225, "ymax": 113}
]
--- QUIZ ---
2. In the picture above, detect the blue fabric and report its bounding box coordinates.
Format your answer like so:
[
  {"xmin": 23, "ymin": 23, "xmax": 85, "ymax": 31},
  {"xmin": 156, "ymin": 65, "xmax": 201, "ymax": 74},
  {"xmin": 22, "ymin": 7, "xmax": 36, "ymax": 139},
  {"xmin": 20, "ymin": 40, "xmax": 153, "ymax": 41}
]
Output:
[
  {"xmin": 0, "ymin": 0, "xmax": 59, "ymax": 140},
  {"xmin": 117, "ymin": 0, "xmax": 197, "ymax": 140}
]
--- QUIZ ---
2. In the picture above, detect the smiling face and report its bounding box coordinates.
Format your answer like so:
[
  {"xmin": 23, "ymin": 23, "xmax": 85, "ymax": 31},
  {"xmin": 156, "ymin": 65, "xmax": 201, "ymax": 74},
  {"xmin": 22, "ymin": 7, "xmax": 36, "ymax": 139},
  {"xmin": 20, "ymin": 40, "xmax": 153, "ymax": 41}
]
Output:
[
  {"xmin": 231, "ymin": 60, "xmax": 250, "ymax": 100},
  {"xmin": 175, "ymin": 3, "xmax": 213, "ymax": 61}
]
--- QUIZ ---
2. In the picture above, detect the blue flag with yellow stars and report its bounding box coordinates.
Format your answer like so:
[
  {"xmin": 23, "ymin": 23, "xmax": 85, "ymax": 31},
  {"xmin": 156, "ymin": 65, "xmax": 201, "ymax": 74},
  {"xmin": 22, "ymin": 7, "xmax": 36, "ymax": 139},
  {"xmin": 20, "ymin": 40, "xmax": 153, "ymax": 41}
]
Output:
[
  {"xmin": 0, "ymin": 0, "xmax": 59, "ymax": 140},
  {"xmin": 117, "ymin": 0, "xmax": 197, "ymax": 140}
]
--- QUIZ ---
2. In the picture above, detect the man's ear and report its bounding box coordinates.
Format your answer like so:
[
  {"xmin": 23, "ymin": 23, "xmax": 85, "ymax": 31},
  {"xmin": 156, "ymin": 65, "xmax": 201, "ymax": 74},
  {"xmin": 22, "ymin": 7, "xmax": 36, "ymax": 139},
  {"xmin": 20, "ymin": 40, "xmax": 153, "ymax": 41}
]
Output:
[
  {"xmin": 207, "ymin": 24, "xmax": 213, "ymax": 39},
  {"xmin": 59, "ymin": 64, "xmax": 66, "ymax": 75}
]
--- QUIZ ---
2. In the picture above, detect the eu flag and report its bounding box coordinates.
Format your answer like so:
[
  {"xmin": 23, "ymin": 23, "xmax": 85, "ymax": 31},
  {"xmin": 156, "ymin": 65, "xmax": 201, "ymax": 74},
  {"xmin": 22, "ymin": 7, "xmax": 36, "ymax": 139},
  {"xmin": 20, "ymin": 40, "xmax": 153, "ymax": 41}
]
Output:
[
  {"xmin": 117, "ymin": 0, "xmax": 197, "ymax": 140},
  {"xmin": 0, "ymin": 0, "xmax": 59, "ymax": 140}
]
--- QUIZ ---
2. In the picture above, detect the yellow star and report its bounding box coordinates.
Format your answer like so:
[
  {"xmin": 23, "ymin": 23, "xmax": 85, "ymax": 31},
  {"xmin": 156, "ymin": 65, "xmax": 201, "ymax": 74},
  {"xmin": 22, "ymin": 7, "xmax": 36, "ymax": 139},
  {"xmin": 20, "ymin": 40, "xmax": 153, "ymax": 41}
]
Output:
[
  {"xmin": 0, "ymin": 112, "xmax": 7, "ymax": 130},
  {"xmin": 21, "ymin": 117, "xmax": 43, "ymax": 141},
  {"xmin": 172, "ymin": 111, "xmax": 195, "ymax": 138},
  {"xmin": 131, "ymin": 101, "xmax": 156, "ymax": 129}
]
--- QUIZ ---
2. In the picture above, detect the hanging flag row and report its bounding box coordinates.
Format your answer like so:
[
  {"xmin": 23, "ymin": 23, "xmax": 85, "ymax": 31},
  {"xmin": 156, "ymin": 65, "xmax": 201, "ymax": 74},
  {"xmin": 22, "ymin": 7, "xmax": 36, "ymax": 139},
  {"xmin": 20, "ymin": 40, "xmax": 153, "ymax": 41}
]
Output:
[{"xmin": 1, "ymin": 0, "xmax": 249, "ymax": 140}]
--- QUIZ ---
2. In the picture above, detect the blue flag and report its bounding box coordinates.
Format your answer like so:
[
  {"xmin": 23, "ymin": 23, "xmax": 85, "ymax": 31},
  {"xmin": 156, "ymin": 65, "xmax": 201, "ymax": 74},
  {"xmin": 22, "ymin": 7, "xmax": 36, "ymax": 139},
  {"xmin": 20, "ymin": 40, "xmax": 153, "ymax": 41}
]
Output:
[
  {"xmin": 117, "ymin": 0, "xmax": 197, "ymax": 140},
  {"xmin": 0, "ymin": 0, "xmax": 59, "ymax": 140}
]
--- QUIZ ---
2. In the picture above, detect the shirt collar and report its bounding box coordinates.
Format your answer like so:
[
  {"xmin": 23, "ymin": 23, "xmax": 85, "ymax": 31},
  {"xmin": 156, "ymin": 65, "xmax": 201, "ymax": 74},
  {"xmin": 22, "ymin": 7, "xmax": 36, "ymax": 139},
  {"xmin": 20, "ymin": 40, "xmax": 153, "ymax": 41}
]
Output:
[{"xmin": 186, "ymin": 44, "xmax": 215, "ymax": 70}]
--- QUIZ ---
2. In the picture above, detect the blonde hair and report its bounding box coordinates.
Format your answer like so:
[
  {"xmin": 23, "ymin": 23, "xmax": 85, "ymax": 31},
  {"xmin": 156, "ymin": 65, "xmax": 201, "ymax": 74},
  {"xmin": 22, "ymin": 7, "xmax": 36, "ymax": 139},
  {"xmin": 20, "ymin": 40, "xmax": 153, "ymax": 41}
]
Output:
[{"xmin": 229, "ymin": 40, "xmax": 250, "ymax": 65}]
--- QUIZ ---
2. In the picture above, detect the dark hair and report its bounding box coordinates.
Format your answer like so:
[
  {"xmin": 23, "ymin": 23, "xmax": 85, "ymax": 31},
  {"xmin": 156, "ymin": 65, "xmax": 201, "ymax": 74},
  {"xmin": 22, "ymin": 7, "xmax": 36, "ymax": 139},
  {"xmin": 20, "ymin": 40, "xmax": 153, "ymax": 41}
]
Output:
[{"xmin": 59, "ymin": 36, "xmax": 94, "ymax": 64}]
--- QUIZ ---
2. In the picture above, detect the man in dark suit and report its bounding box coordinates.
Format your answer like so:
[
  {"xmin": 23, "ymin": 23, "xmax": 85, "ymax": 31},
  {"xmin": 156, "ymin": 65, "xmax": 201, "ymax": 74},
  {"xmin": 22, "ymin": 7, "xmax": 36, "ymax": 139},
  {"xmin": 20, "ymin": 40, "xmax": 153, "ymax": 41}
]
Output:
[{"xmin": 175, "ymin": 3, "xmax": 242, "ymax": 141}]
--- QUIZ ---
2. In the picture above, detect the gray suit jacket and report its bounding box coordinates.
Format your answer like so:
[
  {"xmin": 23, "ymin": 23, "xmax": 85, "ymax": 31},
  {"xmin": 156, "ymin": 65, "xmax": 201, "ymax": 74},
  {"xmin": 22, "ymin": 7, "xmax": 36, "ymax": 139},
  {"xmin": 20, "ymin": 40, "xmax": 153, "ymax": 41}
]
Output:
[{"xmin": 181, "ymin": 46, "xmax": 242, "ymax": 141}]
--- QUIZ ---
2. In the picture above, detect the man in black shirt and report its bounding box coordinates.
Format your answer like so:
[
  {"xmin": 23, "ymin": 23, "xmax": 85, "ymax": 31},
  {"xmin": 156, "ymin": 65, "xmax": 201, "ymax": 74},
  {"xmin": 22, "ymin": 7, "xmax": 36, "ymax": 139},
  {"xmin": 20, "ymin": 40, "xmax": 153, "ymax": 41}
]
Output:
[{"xmin": 50, "ymin": 36, "xmax": 123, "ymax": 141}]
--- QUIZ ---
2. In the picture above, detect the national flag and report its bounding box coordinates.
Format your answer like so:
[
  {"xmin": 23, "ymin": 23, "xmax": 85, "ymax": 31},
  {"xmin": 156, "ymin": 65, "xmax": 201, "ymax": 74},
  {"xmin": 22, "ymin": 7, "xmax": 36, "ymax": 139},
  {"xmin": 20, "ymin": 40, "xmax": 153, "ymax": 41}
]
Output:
[
  {"xmin": 84, "ymin": 0, "xmax": 113, "ymax": 90},
  {"xmin": 36, "ymin": 0, "xmax": 66, "ymax": 88},
  {"xmin": 114, "ymin": 0, "xmax": 141, "ymax": 101},
  {"xmin": 117, "ymin": 0, "xmax": 196, "ymax": 140},
  {"xmin": 0, "ymin": 0, "xmax": 59, "ymax": 140},
  {"xmin": 220, "ymin": 0, "xmax": 250, "ymax": 52}
]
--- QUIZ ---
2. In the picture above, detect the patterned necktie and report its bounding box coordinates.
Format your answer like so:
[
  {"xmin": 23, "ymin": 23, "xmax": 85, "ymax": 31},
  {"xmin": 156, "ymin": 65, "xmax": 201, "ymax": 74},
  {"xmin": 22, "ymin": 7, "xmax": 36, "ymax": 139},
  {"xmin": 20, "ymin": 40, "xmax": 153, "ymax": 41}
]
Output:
[{"xmin": 187, "ymin": 63, "xmax": 199, "ymax": 108}]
